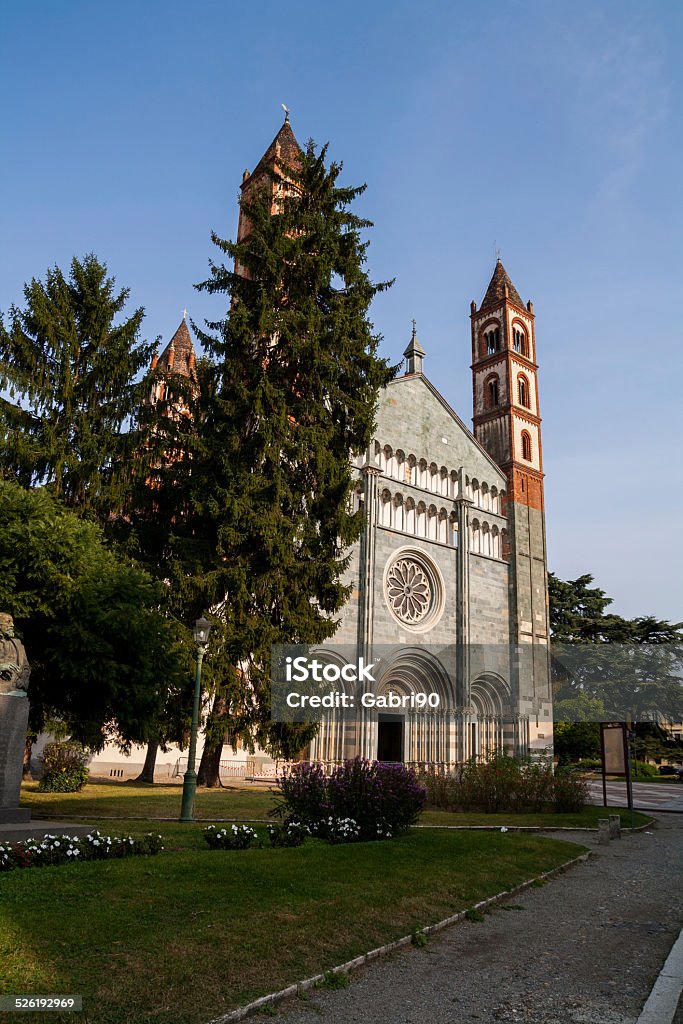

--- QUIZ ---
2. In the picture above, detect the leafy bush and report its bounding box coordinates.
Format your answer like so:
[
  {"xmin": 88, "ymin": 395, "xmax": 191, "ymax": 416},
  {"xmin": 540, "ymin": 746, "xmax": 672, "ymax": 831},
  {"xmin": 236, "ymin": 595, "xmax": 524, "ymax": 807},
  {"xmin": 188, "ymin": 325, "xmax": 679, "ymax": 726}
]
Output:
[
  {"xmin": 277, "ymin": 757, "xmax": 426, "ymax": 842},
  {"xmin": 633, "ymin": 761, "xmax": 658, "ymax": 778},
  {"xmin": 38, "ymin": 741, "xmax": 89, "ymax": 793},
  {"xmin": 419, "ymin": 755, "xmax": 588, "ymax": 814},
  {"xmin": 203, "ymin": 824, "xmax": 259, "ymax": 850},
  {"xmin": 552, "ymin": 768, "xmax": 589, "ymax": 812},
  {"xmin": 573, "ymin": 757, "xmax": 602, "ymax": 770},
  {"xmin": 0, "ymin": 831, "xmax": 163, "ymax": 872}
]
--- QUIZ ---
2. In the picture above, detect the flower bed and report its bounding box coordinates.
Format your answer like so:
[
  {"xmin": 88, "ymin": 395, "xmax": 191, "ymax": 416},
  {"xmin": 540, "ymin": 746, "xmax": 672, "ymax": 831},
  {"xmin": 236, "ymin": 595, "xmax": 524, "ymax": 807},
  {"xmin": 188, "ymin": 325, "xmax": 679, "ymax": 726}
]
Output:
[
  {"xmin": 203, "ymin": 824, "xmax": 259, "ymax": 850},
  {"xmin": 0, "ymin": 830, "xmax": 163, "ymax": 872}
]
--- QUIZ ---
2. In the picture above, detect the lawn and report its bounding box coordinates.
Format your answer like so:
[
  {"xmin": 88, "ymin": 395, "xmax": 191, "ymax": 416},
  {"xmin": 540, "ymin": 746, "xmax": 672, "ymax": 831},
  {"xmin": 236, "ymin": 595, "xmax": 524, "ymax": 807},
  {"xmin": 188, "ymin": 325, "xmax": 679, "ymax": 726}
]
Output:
[
  {"xmin": 20, "ymin": 779, "xmax": 275, "ymax": 822},
  {"xmin": 21, "ymin": 780, "xmax": 652, "ymax": 830},
  {"xmin": 0, "ymin": 826, "xmax": 583, "ymax": 1024},
  {"xmin": 420, "ymin": 806, "xmax": 652, "ymax": 829}
]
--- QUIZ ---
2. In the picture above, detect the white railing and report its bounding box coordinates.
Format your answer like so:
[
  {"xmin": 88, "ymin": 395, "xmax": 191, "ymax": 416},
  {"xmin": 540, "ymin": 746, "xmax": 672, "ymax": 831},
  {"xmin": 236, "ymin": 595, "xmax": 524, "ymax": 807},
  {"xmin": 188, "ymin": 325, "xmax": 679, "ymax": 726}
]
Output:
[{"xmin": 171, "ymin": 757, "xmax": 465, "ymax": 781}]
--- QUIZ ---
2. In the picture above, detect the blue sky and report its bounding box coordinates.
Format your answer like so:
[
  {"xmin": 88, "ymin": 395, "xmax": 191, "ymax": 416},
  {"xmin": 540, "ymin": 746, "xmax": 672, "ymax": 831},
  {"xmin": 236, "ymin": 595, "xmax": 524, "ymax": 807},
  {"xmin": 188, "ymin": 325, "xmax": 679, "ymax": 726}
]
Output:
[{"xmin": 1, "ymin": 0, "xmax": 680, "ymax": 620}]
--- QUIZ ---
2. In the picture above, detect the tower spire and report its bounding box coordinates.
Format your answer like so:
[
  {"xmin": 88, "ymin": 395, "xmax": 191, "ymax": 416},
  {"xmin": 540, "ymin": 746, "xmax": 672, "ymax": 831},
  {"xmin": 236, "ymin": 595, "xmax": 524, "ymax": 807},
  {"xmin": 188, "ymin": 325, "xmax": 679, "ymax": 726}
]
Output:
[
  {"xmin": 236, "ymin": 115, "xmax": 303, "ymax": 244},
  {"xmin": 480, "ymin": 259, "xmax": 526, "ymax": 312},
  {"xmin": 403, "ymin": 320, "xmax": 425, "ymax": 375}
]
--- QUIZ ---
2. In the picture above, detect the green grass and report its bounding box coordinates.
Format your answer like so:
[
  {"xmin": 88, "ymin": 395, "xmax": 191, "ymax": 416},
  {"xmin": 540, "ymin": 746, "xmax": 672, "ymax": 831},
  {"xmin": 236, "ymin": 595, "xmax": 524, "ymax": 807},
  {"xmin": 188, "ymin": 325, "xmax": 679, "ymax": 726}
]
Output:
[
  {"xmin": 419, "ymin": 806, "xmax": 653, "ymax": 829},
  {"xmin": 0, "ymin": 827, "xmax": 583, "ymax": 1024},
  {"xmin": 21, "ymin": 780, "xmax": 652, "ymax": 830},
  {"xmin": 20, "ymin": 780, "xmax": 276, "ymax": 822}
]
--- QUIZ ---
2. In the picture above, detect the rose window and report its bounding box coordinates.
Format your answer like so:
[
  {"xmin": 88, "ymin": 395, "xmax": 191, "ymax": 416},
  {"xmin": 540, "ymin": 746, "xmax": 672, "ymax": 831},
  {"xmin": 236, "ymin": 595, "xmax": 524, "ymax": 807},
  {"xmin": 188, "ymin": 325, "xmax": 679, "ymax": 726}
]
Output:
[{"xmin": 385, "ymin": 558, "xmax": 432, "ymax": 624}]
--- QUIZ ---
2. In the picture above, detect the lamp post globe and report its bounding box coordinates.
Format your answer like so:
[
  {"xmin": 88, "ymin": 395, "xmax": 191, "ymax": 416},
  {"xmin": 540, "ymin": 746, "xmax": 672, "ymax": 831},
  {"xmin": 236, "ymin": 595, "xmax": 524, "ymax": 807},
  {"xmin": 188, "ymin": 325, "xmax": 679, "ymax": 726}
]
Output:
[{"xmin": 180, "ymin": 616, "xmax": 213, "ymax": 822}]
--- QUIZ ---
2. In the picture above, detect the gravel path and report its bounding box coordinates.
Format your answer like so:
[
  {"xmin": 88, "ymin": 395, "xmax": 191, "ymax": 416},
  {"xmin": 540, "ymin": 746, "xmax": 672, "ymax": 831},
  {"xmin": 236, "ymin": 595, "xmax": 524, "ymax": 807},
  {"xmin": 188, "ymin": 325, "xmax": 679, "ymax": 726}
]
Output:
[{"xmin": 265, "ymin": 814, "xmax": 683, "ymax": 1024}]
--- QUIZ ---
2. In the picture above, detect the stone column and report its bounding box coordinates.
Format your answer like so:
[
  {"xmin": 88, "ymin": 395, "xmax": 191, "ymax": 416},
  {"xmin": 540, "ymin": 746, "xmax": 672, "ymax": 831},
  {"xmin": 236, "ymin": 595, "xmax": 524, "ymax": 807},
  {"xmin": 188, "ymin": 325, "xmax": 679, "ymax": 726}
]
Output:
[
  {"xmin": 357, "ymin": 463, "xmax": 380, "ymax": 761},
  {"xmin": 455, "ymin": 475, "xmax": 473, "ymax": 710},
  {"xmin": 357, "ymin": 464, "xmax": 381, "ymax": 657},
  {"xmin": 0, "ymin": 695, "xmax": 31, "ymax": 824}
]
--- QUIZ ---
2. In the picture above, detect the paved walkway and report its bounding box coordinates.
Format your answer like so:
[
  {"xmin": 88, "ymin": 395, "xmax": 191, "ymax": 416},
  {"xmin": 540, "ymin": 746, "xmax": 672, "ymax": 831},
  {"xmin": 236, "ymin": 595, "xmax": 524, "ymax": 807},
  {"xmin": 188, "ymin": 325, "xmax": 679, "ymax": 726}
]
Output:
[
  {"xmin": 265, "ymin": 813, "xmax": 683, "ymax": 1024},
  {"xmin": 587, "ymin": 780, "xmax": 683, "ymax": 813}
]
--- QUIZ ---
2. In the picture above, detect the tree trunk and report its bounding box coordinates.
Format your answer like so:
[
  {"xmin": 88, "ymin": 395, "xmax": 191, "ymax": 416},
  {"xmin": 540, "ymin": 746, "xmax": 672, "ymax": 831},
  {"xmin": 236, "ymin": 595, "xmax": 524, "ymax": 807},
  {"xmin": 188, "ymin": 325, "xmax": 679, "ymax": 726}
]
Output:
[
  {"xmin": 23, "ymin": 735, "xmax": 34, "ymax": 778},
  {"xmin": 197, "ymin": 694, "xmax": 230, "ymax": 788},
  {"xmin": 197, "ymin": 737, "xmax": 224, "ymax": 788},
  {"xmin": 135, "ymin": 737, "xmax": 159, "ymax": 784}
]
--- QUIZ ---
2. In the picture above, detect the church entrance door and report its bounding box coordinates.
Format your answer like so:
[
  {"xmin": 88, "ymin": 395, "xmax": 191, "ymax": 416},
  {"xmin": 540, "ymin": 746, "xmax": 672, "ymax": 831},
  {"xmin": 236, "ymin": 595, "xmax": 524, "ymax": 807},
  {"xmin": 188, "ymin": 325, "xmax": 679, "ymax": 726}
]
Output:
[{"xmin": 377, "ymin": 714, "xmax": 403, "ymax": 762}]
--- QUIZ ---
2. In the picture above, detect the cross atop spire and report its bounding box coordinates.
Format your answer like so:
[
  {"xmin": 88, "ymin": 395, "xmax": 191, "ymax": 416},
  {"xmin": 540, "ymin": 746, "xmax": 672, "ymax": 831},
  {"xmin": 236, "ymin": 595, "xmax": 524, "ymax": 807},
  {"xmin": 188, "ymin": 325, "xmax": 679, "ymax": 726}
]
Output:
[{"xmin": 403, "ymin": 320, "xmax": 425, "ymax": 375}]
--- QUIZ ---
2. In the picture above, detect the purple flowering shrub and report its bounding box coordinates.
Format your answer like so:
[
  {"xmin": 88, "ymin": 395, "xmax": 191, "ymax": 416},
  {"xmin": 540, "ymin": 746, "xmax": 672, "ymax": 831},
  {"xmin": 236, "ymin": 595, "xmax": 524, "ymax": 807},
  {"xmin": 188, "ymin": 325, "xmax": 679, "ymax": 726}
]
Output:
[{"xmin": 277, "ymin": 758, "xmax": 426, "ymax": 842}]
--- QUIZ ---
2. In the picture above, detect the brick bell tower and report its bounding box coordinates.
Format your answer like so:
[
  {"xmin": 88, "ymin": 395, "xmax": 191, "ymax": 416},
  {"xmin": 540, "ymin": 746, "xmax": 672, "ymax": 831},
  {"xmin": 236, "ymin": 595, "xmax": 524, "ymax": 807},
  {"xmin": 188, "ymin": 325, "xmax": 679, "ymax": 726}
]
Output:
[
  {"xmin": 236, "ymin": 111, "xmax": 302, "ymax": 245},
  {"xmin": 470, "ymin": 260, "xmax": 552, "ymax": 749}
]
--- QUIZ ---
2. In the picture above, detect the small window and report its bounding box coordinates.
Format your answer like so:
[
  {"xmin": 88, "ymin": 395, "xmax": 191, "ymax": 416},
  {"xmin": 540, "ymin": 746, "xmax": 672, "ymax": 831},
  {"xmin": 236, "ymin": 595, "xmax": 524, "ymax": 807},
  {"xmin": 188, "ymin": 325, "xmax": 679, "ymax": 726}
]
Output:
[
  {"xmin": 513, "ymin": 328, "xmax": 528, "ymax": 356},
  {"xmin": 485, "ymin": 327, "xmax": 500, "ymax": 356},
  {"xmin": 488, "ymin": 377, "xmax": 499, "ymax": 407},
  {"xmin": 518, "ymin": 375, "xmax": 530, "ymax": 408},
  {"xmin": 521, "ymin": 431, "xmax": 532, "ymax": 461}
]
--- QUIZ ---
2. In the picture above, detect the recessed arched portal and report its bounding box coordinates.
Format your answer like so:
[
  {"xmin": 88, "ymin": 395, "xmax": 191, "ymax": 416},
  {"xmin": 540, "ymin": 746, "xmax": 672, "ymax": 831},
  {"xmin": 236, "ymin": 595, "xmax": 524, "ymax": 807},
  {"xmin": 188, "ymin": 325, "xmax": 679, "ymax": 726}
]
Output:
[
  {"xmin": 469, "ymin": 673, "xmax": 511, "ymax": 760},
  {"xmin": 372, "ymin": 649, "xmax": 456, "ymax": 763}
]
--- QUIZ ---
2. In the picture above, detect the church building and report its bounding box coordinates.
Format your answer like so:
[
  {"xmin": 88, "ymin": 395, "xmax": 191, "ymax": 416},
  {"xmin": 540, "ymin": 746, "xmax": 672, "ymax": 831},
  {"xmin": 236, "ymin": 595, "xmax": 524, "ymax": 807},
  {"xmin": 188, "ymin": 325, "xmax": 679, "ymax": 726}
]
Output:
[{"xmin": 145, "ymin": 117, "xmax": 554, "ymax": 770}]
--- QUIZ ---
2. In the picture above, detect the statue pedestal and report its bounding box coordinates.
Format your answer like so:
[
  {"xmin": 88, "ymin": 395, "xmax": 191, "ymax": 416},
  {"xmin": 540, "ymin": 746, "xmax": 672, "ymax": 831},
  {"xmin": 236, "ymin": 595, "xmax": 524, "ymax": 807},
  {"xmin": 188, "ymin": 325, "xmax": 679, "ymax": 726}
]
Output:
[{"xmin": 0, "ymin": 694, "xmax": 31, "ymax": 825}]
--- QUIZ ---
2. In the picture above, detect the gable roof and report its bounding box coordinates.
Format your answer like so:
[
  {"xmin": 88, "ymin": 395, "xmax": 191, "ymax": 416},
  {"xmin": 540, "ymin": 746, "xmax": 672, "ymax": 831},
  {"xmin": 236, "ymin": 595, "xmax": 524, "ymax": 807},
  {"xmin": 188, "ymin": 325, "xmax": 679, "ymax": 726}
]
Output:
[{"xmin": 384, "ymin": 373, "xmax": 508, "ymax": 483}]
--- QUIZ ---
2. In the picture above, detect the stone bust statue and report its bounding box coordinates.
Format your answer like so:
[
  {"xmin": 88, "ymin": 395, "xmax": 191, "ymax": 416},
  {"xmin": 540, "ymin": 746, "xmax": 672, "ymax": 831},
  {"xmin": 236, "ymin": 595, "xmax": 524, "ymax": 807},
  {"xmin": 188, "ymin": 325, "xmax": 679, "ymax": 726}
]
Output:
[{"xmin": 0, "ymin": 614, "xmax": 30, "ymax": 697}]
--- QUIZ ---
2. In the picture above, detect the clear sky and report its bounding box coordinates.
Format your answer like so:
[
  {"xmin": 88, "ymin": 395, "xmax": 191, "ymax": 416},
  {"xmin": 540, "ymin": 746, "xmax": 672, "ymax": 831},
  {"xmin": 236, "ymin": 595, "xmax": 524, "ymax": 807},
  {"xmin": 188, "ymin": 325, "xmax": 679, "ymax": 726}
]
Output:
[{"xmin": 1, "ymin": 0, "xmax": 680, "ymax": 621}]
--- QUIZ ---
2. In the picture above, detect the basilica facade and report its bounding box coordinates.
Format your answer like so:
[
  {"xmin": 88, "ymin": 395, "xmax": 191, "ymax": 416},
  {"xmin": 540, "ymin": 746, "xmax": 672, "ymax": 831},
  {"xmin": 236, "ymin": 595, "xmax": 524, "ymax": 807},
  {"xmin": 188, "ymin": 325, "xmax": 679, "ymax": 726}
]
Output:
[{"xmin": 146, "ymin": 118, "xmax": 554, "ymax": 772}]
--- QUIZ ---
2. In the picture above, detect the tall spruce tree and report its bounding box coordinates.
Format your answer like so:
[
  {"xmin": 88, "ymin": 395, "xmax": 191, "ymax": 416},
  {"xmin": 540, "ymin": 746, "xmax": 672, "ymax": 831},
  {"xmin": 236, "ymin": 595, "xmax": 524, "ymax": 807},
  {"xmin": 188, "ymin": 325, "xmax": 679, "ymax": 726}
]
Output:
[
  {"xmin": 0, "ymin": 253, "xmax": 154, "ymax": 519},
  {"xmin": 177, "ymin": 140, "xmax": 396, "ymax": 776}
]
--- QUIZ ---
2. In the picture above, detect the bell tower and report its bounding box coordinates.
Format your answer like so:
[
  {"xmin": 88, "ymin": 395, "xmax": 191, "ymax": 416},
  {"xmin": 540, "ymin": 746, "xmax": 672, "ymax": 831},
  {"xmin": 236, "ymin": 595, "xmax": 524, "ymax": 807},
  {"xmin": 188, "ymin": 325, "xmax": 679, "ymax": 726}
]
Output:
[
  {"xmin": 237, "ymin": 112, "xmax": 302, "ymax": 244},
  {"xmin": 470, "ymin": 260, "xmax": 552, "ymax": 744}
]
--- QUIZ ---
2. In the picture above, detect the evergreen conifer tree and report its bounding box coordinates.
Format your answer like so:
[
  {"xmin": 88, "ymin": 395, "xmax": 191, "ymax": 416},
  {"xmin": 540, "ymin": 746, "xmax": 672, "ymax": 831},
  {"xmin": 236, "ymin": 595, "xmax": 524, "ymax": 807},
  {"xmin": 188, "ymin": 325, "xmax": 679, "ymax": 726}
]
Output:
[
  {"xmin": 0, "ymin": 253, "xmax": 154, "ymax": 519},
  {"xmin": 179, "ymin": 140, "xmax": 396, "ymax": 767}
]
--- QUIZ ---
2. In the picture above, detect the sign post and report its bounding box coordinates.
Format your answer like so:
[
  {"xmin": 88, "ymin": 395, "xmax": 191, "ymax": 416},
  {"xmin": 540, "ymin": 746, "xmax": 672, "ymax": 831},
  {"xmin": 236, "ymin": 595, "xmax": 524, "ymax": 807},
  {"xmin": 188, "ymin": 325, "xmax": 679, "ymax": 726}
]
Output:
[{"xmin": 600, "ymin": 722, "xmax": 634, "ymax": 826}]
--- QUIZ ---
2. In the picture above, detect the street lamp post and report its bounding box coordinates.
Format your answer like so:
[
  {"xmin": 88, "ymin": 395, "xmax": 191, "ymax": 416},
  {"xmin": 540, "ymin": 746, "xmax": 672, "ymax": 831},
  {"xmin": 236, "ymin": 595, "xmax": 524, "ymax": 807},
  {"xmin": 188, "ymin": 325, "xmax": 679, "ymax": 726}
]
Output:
[{"xmin": 180, "ymin": 616, "xmax": 212, "ymax": 822}]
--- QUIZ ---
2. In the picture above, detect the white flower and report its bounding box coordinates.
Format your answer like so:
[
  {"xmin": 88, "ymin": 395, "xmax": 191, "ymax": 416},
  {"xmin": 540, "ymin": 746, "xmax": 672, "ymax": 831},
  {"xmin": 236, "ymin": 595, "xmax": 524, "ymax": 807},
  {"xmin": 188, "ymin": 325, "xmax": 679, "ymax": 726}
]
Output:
[{"xmin": 500, "ymin": 826, "xmax": 509, "ymax": 833}]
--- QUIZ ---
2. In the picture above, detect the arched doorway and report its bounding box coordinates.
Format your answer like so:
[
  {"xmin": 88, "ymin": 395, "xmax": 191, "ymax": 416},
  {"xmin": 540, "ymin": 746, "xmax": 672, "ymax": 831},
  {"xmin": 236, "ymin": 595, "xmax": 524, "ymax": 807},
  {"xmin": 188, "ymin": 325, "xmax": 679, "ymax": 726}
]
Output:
[
  {"xmin": 469, "ymin": 673, "xmax": 510, "ymax": 760},
  {"xmin": 372, "ymin": 649, "xmax": 456, "ymax": 763}
]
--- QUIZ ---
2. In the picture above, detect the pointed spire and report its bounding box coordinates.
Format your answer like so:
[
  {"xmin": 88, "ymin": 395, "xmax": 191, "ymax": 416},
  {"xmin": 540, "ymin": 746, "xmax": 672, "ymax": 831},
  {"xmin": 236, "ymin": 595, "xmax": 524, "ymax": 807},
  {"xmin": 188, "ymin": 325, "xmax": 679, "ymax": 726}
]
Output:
[
  {"xmin": 403, "ymin": 319, "xmax": 425, "ymax": 375},
  {"xmin": 480, "ymin": 259, "xmax": 525, "ymax": 311},
  {"xmin": 242, "ymin": 113, "xmax": 302, "ymax": 189},
  {"xmin": 154, "ymin": 318, "xmax": 197, "ymax": 378}
]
